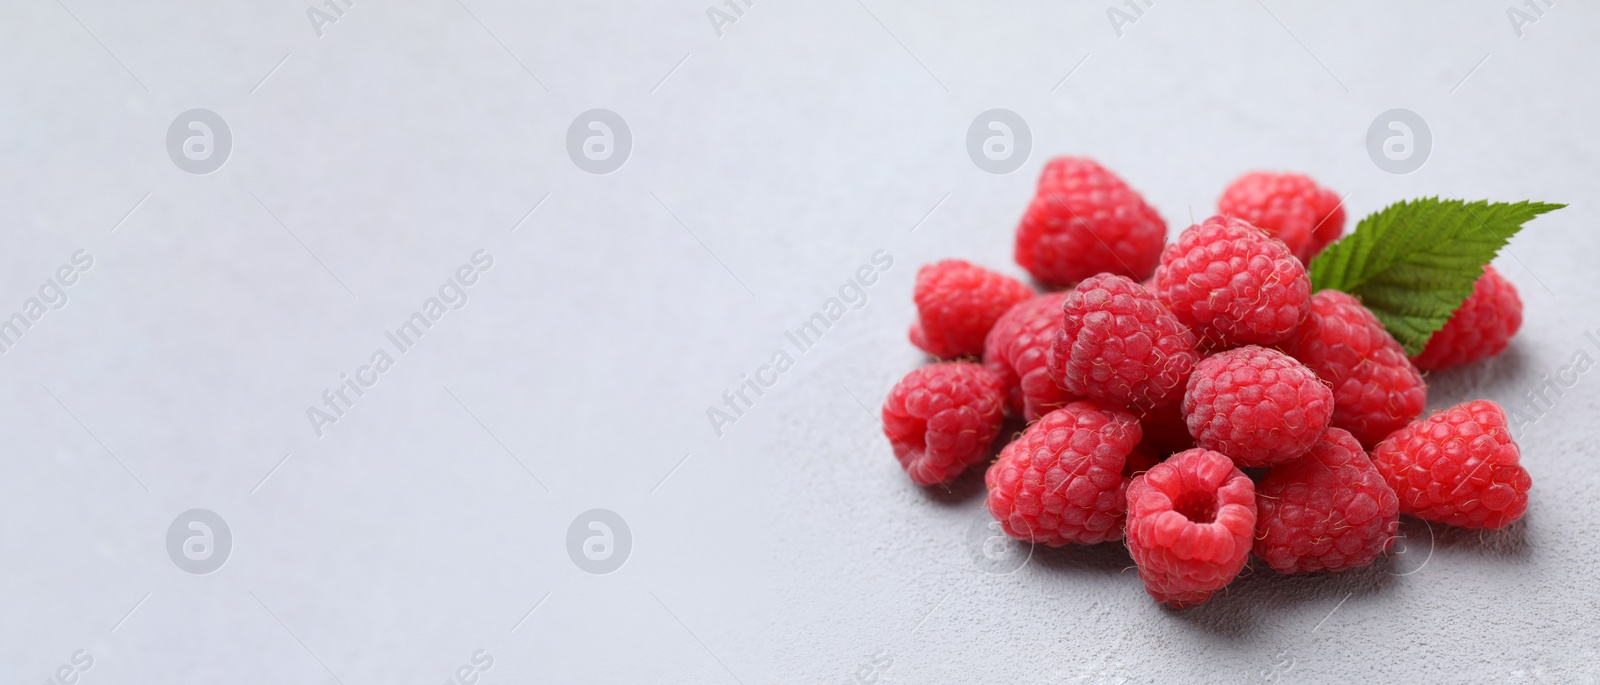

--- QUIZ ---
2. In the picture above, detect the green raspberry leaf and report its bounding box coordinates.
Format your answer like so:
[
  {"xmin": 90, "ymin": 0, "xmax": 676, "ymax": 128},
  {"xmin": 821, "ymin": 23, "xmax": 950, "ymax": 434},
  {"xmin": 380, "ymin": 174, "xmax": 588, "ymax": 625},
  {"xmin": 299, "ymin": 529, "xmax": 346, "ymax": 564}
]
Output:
[{"xmin": 1308, "ymin": 198, "xmax": 1563, "ymax": 357}]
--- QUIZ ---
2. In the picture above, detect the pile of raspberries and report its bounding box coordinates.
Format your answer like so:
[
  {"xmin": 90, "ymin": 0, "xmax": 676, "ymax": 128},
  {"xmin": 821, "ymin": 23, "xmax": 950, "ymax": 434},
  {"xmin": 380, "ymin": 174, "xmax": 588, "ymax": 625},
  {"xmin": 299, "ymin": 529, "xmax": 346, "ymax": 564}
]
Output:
[{"xmin": 883, "ymin": 158, "xmax": 1531, "ymax": 608}]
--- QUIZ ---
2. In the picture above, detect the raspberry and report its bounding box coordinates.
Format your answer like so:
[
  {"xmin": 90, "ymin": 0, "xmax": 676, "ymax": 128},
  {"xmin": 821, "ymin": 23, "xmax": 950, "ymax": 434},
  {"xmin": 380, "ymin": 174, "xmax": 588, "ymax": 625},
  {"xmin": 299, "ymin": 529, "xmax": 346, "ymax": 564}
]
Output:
[
  {"xmin": 1182, "ymin": 346, "xmax": 1333, "ymax": 467},
  {"xmin": 1253, "ymin": 427, "xmax": 1400, "ymax": 574},
  {"xmin": 1152, "ymin": 216, "xmax": 1311, "ymax": 348},
  {"xmin": 1048, "ymin": 274, "xmax": 1200, "ymax": 411},
  {"xmin": 983, "ymin": 292, "xmax": 1080, "ymax": 420},
  {"xmin": 1371, "ymin": 400, "xmax": 1531, "ymax": 529},
  {"xmin": 985, "ymin": 401, "xmax": 1142, "ymax": 545},
  {"xmin": 910, "ymin": 259, "xmax": 1034, "ymax": 359},
  {"xmin": 882, "ymin": 363, "xmax": 1007, "ymax": 486},
  {"xmin": 1125, "ymin": 448, "xmax": 1257, "ymax": 607},
  {"xmin": 1015, "ymin": 157, "xmax": 1167, "ymax": 287},
  {"xmin": 1216, "ymin": 172, "xmax": 1346, "ymax": 262},
  {"xmin": 1411, "ymin": 266, "xmax": 1523, "ymax": 371},
  {"xmin": 1279, "ymin": 290, "xmax": 1427, "ymax": 448}
]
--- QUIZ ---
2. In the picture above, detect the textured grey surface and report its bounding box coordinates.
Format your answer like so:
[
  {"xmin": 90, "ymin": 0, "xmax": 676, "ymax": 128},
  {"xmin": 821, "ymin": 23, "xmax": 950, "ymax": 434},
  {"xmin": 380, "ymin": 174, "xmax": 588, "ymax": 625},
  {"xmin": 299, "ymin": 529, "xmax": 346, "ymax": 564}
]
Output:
[{"xmin": 2, "ymin": 1, "xmax": 1598, "ymax": 683}]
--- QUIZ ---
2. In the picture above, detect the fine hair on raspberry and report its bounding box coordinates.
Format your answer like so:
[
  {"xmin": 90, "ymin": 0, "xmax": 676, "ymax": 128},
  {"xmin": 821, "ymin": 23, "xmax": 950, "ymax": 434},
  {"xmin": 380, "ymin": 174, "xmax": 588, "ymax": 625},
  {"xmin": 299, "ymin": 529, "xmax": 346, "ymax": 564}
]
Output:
[
  {"xmin": 1124, "ymin": 448, "xmax": 1257, "ymax": 607},
  {"xmin": 1182, "ymin": 345, "xmax": 1333, "ymax": 467},
  {"xmin": 881, "ymin": 362, "xmax": 1008, "ymax": 486},
  {"xmin": 1152, "ymin": 215, "xmax": 1311, "ymax": 348},
  {"xmin": 1279, "ymin": 290, "xmax": 1427, "ymax": 448},
  {"xmin": 910, "ymin": 259, "xmax": 1034, "ymax": 359},
  {"xmin": 1014, "ymin": 157, "xmax": 1167, "ymax": 287},
  {"xmin": 1371, "ymin": 399, "xmax": 1531, "ymax": 530},
  {"xmin": 983, "ymin": 291, "xmax": 1079, "ymax": 420},
  {"xmin": 1253, "ymin": 427, "xmax": 1400, "ymax": 574},
  {"xmin": 1411, "ymin": 265, "xmax": 1522, "ymax": 371},
  {"xmin": 1049, "ymin": 273, "xmax": 1200, "ymax": 411},
  {"xmin": 1216, "ymin": 171, "xmax": 1346, "ymax": 263},
  {"xmin": 985, "ymin": 400, "xmax": 1143, "ymax": 546}
]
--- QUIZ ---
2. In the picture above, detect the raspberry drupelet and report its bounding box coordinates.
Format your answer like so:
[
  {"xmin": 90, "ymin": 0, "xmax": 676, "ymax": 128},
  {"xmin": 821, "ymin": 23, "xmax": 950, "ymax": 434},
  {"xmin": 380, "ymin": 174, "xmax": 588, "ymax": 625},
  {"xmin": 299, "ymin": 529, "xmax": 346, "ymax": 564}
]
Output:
[
  {"xmin": 1048, "ymin": 274, "xmax": 1201, "ymax": 411},
  {"xmin": 983, "ymin": 292, "xmax": 1080, "ymax": 420},
  {"xmin": 985, "ymin": 401, "xmax": 1143, "ymax": 546},
  {"xmin": 1253, "ymin": 427, "xmax": 1401, "ymax": 574},
  {"xmin": 1125, "ymin": 448, "xmax": 1257, "ymax": 607},
  {"xmin": 1411, "ymin": 265, "xmax": 1523, "ymax": 371},
  {"xmin": 1216, "ymin": 171, "xmax": 1346, "ymax": 263},
  {"xmin": 1015, "ymin": 157, "xmax": 1168, "ymax": 287},
  {"xmin": 1371, "ymin": 400, "xmax": 1531, "ymax": 530},
  {"xmin": 1182, "ymin": 346, "xmax": 1333, "ymax": 467},
  {"xmin": 1152, "ymin": 216, "xmax": 1312, "ymax": 348},
  {"xmin": 882, "ymin": 363, "xmax": 1008, "ymax": 486},
  {"xmin": 910, "ymin": 259, "xmax": 1034, "ymax": 359},
  {"xmin": 1278, "ymin": 290, "xmax": 1427, "ymax": 449}
]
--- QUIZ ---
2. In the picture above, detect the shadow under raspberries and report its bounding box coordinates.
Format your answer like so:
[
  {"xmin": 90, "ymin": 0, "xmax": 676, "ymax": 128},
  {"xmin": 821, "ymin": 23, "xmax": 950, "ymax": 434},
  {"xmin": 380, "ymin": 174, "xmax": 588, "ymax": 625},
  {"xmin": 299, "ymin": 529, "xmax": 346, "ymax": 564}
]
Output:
[
  {"xmin": 1028, "ymin": 539, "xmax": 1137, "ymax": 576},
  {"xmin": 1164, "ymin": 514, "xmax": 1533, "ymax": 636},
  {"xmin": 1423, "ymin": 513, "xmax": 1532, "ymax": 560},
  {"xmin": 920, "ymin": 463, "xmax": 988, "ymax": 506},
  {"xmin": 920, "ymin": 414, "xmax": 1029, "ymax": 508},
  {"xmin": 1420, "ymin": 341, "xmax": 1532, "ymax": 410},
  {"xmin": 1165, "ymin": 559, "xmax": 1399, "ymax": 639}
]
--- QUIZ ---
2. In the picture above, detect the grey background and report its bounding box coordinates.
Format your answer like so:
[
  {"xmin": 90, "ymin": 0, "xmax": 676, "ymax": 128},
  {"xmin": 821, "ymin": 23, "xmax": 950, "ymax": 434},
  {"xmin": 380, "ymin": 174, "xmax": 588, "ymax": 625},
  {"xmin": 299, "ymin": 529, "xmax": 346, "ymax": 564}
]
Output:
[{"xmin": 2, "ymin": 0, "xmax": 1597, "ymax": 683}]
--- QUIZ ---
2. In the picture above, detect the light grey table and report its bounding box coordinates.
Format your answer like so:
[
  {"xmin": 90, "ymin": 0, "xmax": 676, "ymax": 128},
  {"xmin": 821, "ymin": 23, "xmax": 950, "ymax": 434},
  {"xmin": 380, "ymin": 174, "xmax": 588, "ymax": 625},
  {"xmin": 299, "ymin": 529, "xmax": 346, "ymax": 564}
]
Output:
[{"xmin": 2, "ymin": 1, "xmax": 1597, "ymax": 683}]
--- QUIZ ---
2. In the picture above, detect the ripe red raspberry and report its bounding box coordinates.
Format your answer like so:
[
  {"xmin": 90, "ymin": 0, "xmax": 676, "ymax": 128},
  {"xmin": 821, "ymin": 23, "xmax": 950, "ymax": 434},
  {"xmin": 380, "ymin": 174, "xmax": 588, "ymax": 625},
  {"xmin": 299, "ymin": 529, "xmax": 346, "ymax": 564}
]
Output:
[
  {"xmin": 1279, "ymin": 290, "xmax": 1426, "ymax": 448},
  {"xmin": 1048, "ymin": 274, "xmax": 1200, "ymax": 411},
  {"xmin": 1411, "ymin": 266, "xmax": 1523, "ymax": 371},
  {"xmin": 985, "ymin": 401, "xmax": 1142, "ymax": 545},
  {"xmin": 910, "ymin": 259, "xmax": 1034, "ymax": 359},
  {"xmin": 1253, "ymin": 427, "xmax": 1400, "ymax": 574},
  {"xmin": 1015, "ymin": 157, "xmax": 1167, "ymax": 287},
  {"xmin": 983, "ymin": 292, "xmax": 1080, "ymax": 420},
  {"xmin": 1125, "ymin": 448, "xmax": 1256, "ymax": 607},
  {"xmin": 1152, "ymin": 216, "xmax": 1311, "ymax": 348},
  {"xmin": 882, "ymin": 363, "xmax": 1007, "ymax": 486},
  {"xmin": 1217, "ymin": 172, "xmax": 1346, "ymax": 262},
  {"xmin": 1371, "ymin": 400, "xmax": 1531, "ymax": 529},
  {"xmin": 1182, "ymin": 346, "xmax": 1333, "ymax": 467}
]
